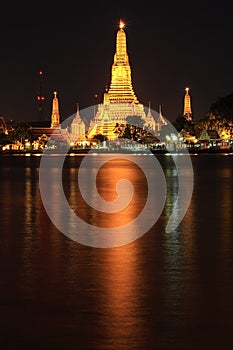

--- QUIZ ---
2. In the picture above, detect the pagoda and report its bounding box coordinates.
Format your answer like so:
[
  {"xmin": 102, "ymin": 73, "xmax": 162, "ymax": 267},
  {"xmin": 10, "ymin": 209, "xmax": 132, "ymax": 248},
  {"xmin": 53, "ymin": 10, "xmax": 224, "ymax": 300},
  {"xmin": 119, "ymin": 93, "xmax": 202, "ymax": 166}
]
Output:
[
  {"xmin": 51, "ymin": 91, "xmax": 60, "ymax": 128},
  {"xmin": 87, "ymin": 21, "xmax": 157, "ymax": 140},
  {"xmin": 183, "ymin": 87, "xmax": 192, "ymax": 121}
]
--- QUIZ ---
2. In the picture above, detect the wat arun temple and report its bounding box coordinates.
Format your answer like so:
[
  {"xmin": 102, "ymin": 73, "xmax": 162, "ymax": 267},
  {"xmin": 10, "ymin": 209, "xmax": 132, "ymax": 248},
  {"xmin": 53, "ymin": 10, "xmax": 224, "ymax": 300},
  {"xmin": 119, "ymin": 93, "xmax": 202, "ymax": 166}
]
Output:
[
  {"xmin": 31, "ymin": 20, "xmax": 167, "ymax": 145},
  {"xmin": 86, "ymin": 20, "xmax": 167, "ymax": 141}
]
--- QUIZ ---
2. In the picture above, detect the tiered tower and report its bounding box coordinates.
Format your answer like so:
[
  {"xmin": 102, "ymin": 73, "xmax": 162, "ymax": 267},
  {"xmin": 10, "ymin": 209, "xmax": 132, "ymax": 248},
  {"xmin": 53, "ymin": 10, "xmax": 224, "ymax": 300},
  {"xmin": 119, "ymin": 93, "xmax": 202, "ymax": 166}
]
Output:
[
  {"xmin": 107, "ymin": 20, "xmax": 139, "ymax": 104},
  {"xmin": 183, "ymin": 87, "xmax": 192, "ymax": 121},
  {"xmin": 50, "ymin": 91, "xmax": 60, "ymax": 128},
  {"xmin": 88, "ymin": 21, "xmax": 156, "ymax": 140}
]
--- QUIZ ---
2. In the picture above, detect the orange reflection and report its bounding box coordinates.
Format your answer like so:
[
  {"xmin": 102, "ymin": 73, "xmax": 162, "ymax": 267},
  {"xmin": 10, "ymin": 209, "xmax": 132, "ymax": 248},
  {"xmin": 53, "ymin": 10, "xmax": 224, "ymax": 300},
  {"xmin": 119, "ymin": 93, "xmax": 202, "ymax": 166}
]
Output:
[{"xmin": 65, "ymin": 157, "xmax": 148, "ymax": 229}]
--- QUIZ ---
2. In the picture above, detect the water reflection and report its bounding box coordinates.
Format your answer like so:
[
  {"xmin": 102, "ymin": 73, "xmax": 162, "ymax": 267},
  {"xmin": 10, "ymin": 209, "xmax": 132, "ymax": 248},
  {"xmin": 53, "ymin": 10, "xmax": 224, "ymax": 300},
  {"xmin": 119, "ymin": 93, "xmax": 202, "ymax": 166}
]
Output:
[
  {"xmin": 1, "ymin": 155, "xmax": 233, "ymax": 349},
  {"xmin": 63, "ymin": 158, "xmax": 147, "ymax": 228}
]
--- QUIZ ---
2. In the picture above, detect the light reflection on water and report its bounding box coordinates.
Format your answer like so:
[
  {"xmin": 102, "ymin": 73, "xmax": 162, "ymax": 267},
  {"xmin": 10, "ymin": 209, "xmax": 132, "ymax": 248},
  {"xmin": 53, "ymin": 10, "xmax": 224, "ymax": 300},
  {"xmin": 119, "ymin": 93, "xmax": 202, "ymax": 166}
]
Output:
[{"xmin": 0, "ymin": 154, "xmax": 233, "ymax": 349}]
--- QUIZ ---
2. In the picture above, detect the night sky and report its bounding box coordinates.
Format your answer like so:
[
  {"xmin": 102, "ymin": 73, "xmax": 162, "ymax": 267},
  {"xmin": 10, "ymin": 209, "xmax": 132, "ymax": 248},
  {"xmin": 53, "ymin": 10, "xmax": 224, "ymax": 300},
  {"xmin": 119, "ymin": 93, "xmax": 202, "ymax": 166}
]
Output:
[{"xmin": 0, "ymin": 0, "xmax": 233, "ymax": 123}]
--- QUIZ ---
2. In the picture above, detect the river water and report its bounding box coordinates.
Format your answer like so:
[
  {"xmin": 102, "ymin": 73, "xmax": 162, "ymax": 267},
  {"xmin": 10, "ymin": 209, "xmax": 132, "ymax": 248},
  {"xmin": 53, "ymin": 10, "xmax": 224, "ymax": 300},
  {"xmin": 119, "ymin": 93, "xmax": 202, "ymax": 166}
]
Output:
[{"xmin": 0, "ymin": 153, "xmax": 233, "ymax": 349}]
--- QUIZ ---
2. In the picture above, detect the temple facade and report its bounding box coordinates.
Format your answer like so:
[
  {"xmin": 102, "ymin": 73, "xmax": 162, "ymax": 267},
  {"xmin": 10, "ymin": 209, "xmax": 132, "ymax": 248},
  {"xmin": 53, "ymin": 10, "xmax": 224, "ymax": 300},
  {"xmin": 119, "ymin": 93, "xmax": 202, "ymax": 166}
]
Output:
[{"xmin": 87, "ymin": 21, "xmax": 165, "ymax": 140}]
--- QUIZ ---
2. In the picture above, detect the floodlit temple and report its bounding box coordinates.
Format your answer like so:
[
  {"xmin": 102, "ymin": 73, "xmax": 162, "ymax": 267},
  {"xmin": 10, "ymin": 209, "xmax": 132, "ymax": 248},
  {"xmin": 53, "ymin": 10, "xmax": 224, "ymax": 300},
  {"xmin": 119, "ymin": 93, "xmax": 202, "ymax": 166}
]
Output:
[
  {"xmin": 87, "ymin": 20, "xmax": 166, "ymax": 140},
  {"xmin": 30, "ymin": 21, "xmax": 167, "ymax": 146}
]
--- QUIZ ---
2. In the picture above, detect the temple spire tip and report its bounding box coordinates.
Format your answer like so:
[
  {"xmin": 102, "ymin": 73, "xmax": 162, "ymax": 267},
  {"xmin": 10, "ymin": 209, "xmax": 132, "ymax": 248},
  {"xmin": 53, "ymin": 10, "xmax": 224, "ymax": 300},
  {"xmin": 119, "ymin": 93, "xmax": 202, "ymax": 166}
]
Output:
[{"xmin": 119, "ymin": 20, "xmax": 125, "ymax": 29}]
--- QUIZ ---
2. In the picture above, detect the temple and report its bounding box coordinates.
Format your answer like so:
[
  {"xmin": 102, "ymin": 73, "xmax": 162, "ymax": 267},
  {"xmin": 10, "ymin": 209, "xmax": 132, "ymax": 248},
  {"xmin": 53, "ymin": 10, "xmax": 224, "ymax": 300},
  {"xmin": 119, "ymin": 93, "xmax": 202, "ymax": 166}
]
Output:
[
  {"xmin": 87, "ymin": 21, "xmax": 164, "ymax": 140},
  {"xmin": 183, "ymin": 87, "xmax": 192, "ymax": 121},
  {"xmin": 30, "ymin": 21, "xmax": 167, "ymax": 148}
]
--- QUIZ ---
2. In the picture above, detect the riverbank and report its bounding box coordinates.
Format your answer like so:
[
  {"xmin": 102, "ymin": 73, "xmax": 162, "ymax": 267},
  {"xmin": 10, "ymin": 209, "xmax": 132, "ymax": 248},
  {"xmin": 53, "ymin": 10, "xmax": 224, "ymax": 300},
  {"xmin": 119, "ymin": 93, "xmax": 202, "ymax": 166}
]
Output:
[{"xmin": 1, "ymin": 147, "xmax": 233, "ymax": 156}]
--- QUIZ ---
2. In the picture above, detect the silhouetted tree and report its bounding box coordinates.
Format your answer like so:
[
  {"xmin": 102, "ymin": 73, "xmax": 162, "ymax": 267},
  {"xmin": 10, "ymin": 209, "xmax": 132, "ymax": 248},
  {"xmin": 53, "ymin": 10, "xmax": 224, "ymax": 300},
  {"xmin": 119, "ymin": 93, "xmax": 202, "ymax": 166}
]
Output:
[
  {"xmin": 126, "ymin": 115, "xmax": 144, "ymax": 128},
  {"xmin": 209, "ymin": 92, "xmax": 233, "ymax": 121},
  {"xmin": 92, "ymin": 134, "xmax": 108, "ymax": 143}
]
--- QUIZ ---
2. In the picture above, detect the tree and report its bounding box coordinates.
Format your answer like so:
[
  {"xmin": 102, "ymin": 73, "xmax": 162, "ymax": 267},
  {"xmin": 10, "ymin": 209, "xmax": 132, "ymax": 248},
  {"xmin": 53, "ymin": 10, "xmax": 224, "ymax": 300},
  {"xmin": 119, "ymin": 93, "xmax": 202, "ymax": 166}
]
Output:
[
  {"xmin": 0, "ymin": 133, "xmax": 9, "ymax": 147},
  {"xmin": 209, "ymin": 92, "xmax": 233, "ymax": 121},
  {"xmin": 92, "ymin": 134, "xmax": 108, "ymax": 143},
  {"xmin": 126, "ymin": 115, "xmax": 144, "ymax": 128},
  {"xmin": 8, "ymin": 124, "xmax": 31, "ymax": 144},
  {"xmin": 173, "ymin": 114, "xmax": 195, "ymax": 135}
]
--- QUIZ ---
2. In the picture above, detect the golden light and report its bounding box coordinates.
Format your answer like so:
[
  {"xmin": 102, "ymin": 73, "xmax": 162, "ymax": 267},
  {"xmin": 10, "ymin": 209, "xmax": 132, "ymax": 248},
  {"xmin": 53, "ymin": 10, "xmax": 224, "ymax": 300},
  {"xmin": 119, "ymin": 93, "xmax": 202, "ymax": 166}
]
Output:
[
  {"xmin": 119, "ymin": 20, "xmax": 125, "ymax": 29},
  {"xmin": 185, "ymin": 87, "xmax": 189, "ymax": 93}
]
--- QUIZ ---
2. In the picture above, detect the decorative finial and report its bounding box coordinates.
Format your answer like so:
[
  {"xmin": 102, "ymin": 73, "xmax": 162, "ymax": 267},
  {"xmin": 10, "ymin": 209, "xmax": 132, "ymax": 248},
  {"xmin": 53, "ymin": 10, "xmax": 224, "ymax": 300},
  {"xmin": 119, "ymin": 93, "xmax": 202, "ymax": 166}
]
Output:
[
  {"xmin": 185, "ymin": 87, "xmax": 189, "ymax": 93},
  {"xmin": 54, "ymin": 91, "xmax": 57, "ymax": 98},
  {"xmin": 159, "ymin": 104, "xmax": 162, "ymax": 115},
  {"xmin": 148, "ymin": 101, "xmax": 151, "ymax": 111},
  {"xmin": 119, "ymin": 20, "xmax": 125, "ymax": 29}
]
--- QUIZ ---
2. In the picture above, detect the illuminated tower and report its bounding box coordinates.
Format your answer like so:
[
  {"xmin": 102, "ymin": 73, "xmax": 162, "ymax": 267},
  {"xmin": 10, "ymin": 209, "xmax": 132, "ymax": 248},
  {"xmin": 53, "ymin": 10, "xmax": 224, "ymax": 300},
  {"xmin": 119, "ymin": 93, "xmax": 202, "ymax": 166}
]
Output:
[
  {"xmin": 183, "ymin": 87, "xmax": 192, "ymax": 121},
  {"xmin": 107, "ymin": 20, "xmax": 139, "ymax": 104},
  {"xmin": 88, "ymin": 20, "xmax": 155, "ymax": 140},
  {"xmin": 50, "ymin": 91, "xmax": 60, "ymax": 128},
  {"xmin": 36, "ymin": 70, "xmax": 45, "ymax": 121}
]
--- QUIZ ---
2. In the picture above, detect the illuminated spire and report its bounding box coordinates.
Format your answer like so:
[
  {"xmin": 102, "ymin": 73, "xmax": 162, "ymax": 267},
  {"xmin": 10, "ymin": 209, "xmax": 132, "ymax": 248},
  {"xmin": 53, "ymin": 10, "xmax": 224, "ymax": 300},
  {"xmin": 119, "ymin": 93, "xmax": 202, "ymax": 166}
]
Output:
[
  {"xmin": 87, "ymin": 22, "xmax": 156, "ymax": 139},
  {"xmin": 51, "ymin": 91, "xmax": 60, "ymax": 128},
  {"xmin": 73, "ymin": 103, "xmax": 82, "ymax": 123},
  {"xmin": 144, "ymin": 101, "xmax": 156, "ymax": 131},
  {"xmin": 70, "ymin": 102, "xmax": 86, "ymax": 141},
  {"xmin": 157, "ymin": 104, "xmax": 167, "ymax": 128},
  {"xmin": 147, "ymin": 101, "xmax": 153, "ymax": 119},
  {"xmin": 107, "ymin": 20, "xmax": 139, "ymax": 104},
  {"xmin": 183, "ymin": 87, "xmax": 192, "ymax": 121},
  {"xmin": 159, "ymin": 103, "xmax": 162, "ymax": 117}
]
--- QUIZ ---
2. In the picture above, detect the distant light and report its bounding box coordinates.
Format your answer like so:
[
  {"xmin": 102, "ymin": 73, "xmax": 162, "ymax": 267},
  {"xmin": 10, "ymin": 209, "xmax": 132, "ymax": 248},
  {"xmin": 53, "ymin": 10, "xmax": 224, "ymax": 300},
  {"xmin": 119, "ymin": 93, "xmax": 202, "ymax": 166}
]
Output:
[
  {"xmin": 185, "ymin": 87, "xmax": 189, "ymax": 93},
  {"xmin": 41, "ymin": 96, "xmax": 45, "ymax": 100},
  {"xmin": 37, "ymin": 96, "xmax": 41, "ymax": 100},
  {"xmin": 39, "ymin": 71, "xmax": 43, "ymax": 75},
  {"xmin": 119, "ymin": 20, "xmax": 125, "ymax": 29},
  {"xmin": 94, "ymin": 93, "xmax": 98, "ymax": 98}
]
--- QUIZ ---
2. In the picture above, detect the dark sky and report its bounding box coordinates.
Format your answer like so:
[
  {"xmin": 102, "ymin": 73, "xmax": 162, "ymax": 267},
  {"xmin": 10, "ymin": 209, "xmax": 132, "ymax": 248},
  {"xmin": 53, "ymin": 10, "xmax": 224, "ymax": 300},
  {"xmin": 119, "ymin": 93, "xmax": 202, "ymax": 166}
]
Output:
[{"xmin": 0, "ymin": 0, "xmax": 233, "ymax": 123}]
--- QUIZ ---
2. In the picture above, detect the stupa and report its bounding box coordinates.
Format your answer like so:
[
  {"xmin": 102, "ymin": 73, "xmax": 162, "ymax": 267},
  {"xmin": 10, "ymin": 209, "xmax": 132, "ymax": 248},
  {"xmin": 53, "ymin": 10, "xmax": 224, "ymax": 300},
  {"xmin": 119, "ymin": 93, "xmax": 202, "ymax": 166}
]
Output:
[{"xmin": 87, "ymin": 21, "xmax": 161, "ymax": 140}]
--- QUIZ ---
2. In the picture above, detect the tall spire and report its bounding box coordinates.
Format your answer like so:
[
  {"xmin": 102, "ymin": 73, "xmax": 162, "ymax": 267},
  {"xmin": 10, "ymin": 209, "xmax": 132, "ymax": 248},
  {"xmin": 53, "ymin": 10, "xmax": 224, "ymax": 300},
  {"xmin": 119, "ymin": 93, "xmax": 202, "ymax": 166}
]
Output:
[
  {"xmin": 157, "ymin": 104, "xmax": 167, "ymax": 129},
  {"xmin": 145, "ymin": 101, "xmax": 156, "ymax": 131},
  {"xmin": 183, "ymin": 87, "xmax": 192, "ymax": 121},
  {"xmin": 73, "ymin": 103, "xmax": 82, "ymax": 122},
  {"xmin": 51, "ymin": 91, "xmax": 60, "ymax": 128},
  {"xmin": 107, "ymin": 20, "xmax": 139, "ymax": 104},
  {"xmin": 146, "ymin": 101, "xmax": 153, "ymax": 119},
  {"xmin": 70, "ymin": 102, "xmax": 86, "ymax": 142},
  {"xmin": 87, "ymin": 21, "xmax": 156, "ymax": 140}
]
